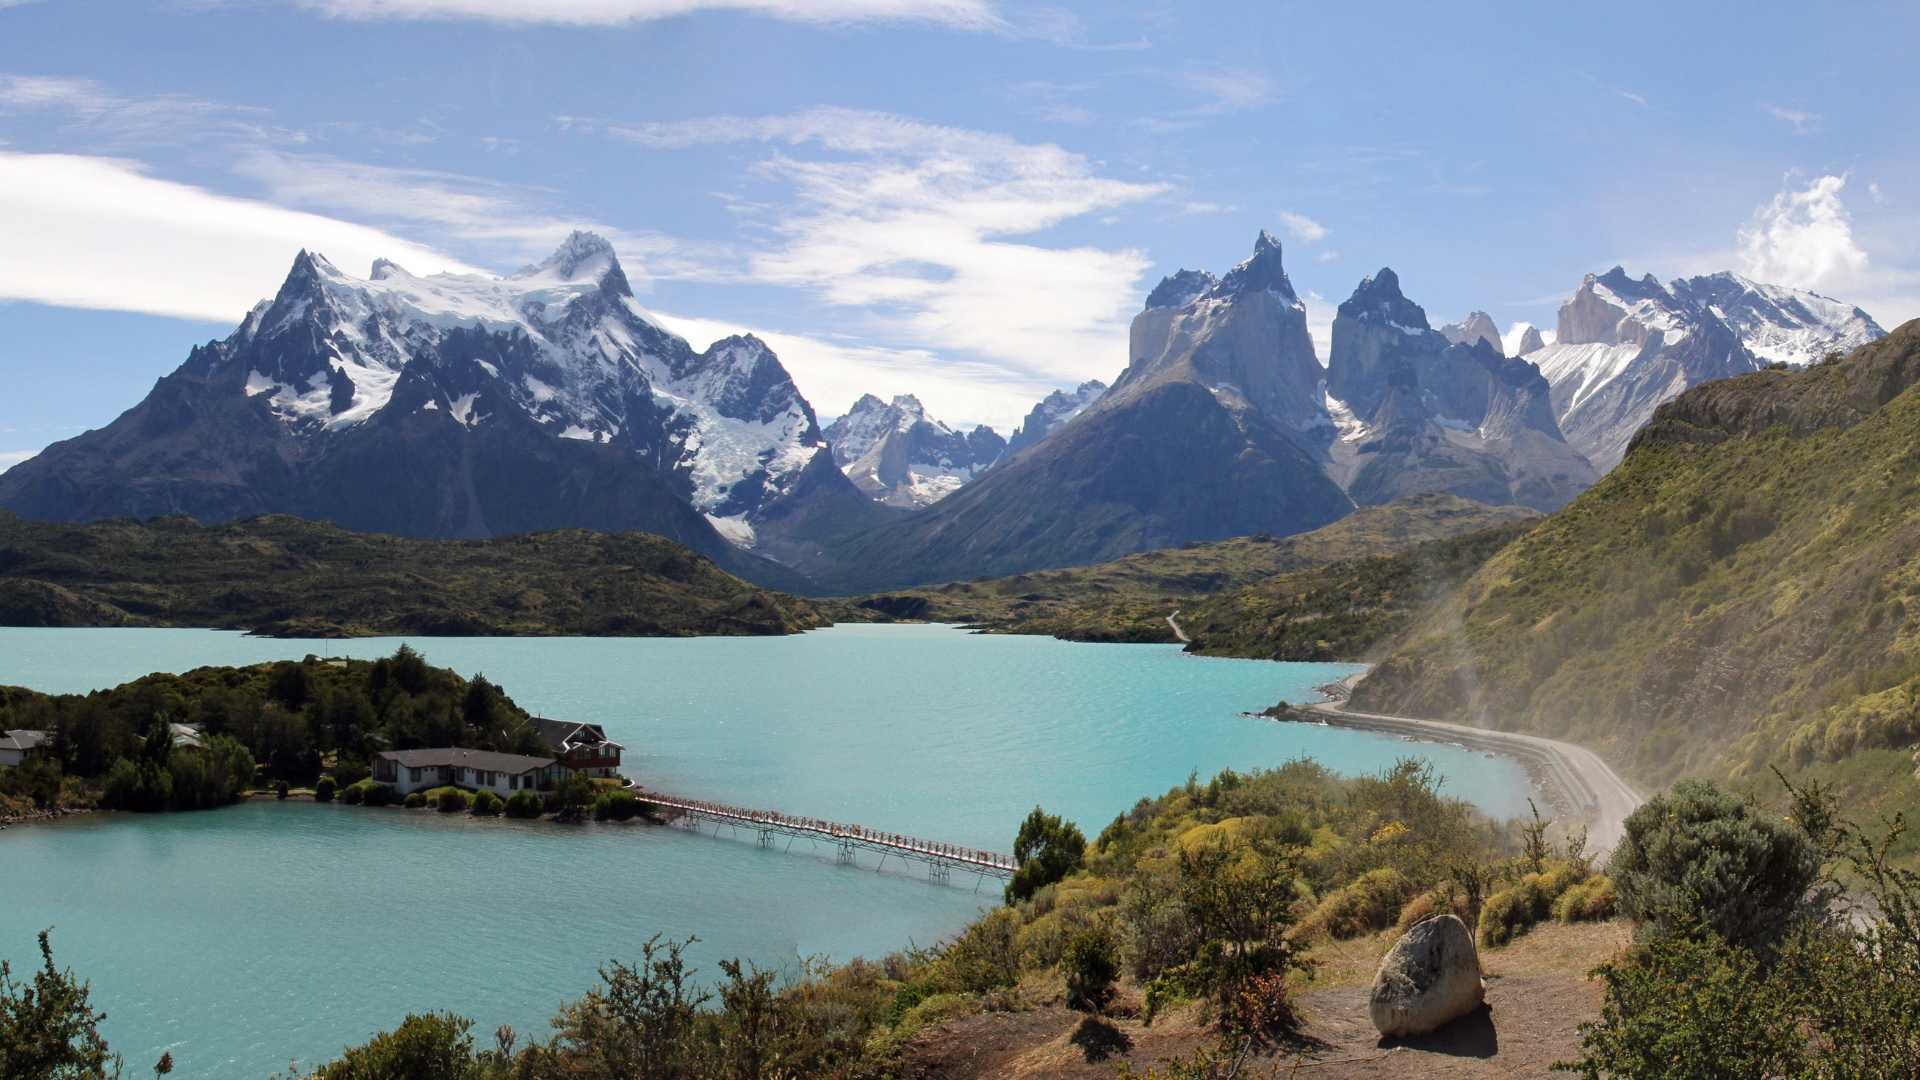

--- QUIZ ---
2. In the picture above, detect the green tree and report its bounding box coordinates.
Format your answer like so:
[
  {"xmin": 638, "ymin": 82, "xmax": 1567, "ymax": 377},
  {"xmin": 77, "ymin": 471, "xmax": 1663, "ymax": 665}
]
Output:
[
  {"xmin": 0, "ymin": 930, "xmax": 122, "ymax": 1080},
  {"xmin": 543, "ymin": 936, "xmax": 711, "ymax": 1080},
  {"xmin": 1005, "ymin": 807, "xmax": 1086, "ymax": 904},
  {"xmin": 1607, "ymin": 779, "xmax": 1820, "ymax": 949}
]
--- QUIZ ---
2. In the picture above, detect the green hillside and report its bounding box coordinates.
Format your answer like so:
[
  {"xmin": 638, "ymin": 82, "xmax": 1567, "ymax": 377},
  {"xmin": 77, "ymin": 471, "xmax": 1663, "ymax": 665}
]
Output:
[
  {"xmin": 844, "ymin": 493, "xmax": 1537, "ymax": 648},
  {"xmin": 1356, "ymin": 322, "xmax": 1920, "ymax": 811},
  {"xmin": 0, "ymin": 513, "xmax": 829, "ymax": 638}
]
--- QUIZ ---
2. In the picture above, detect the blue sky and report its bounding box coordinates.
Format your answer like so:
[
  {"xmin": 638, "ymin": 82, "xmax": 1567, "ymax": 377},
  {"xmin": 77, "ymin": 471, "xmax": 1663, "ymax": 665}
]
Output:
[{"xmin": 3, "ymin": 0, "xmax": 1917, "ymax": 469}]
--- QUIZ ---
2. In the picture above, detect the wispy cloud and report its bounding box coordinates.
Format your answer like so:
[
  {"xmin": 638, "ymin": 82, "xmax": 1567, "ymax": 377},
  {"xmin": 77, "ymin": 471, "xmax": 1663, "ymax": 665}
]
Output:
[
  {"xmin": 1179, "ymin": 200, "xmax": 1236, "ymax": 216},
  {"xmin": 279, "ymin": 0, "xmax": 1003, "ymax": 28},
  {"xmin": 1139, "ymin": 66, "xmax": 1275, "ymax": 133},
  {"xmin": 1616, "ymin": 88, "xmax": 1648, "ymax": 107},
  {"xmin": 1276, "ymin": 209, "xmax": 1327, "ymax": 243},
  {"xmin": 0, "ymin": 151, "xmax": 479, "ymax": 322},
  {"xmin": 0, "ymin": 72, "xmax": 299, "ymax": 147},
  {"xmin": 1762, "ymin": 103, "xmax": 1820, "ymax": 135},
  {"xmin": 588, "ymin": 106, "xmax": 1165, "ymax": 403}
]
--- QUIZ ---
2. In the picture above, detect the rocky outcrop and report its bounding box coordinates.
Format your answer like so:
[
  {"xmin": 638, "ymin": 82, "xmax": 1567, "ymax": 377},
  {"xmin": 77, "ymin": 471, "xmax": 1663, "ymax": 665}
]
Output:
[
  {"xmin": 1510, "ymin": 323, "xmax": 1547, "ymax": 356},
  {"xmin": 1440, "ymin": 311, "xmax": 1503, "ymax": 353},
  {"xmin": 1004, "ymin": 381, "xmax": 1106, "ymax": 458},
  {"xmin": 1370, "ymin": 915, "xmax": 1485, "ymax": 1038},
  {"xmin": 1323, "ymin": 270, "xmax": 1597, "ymax": 511}
]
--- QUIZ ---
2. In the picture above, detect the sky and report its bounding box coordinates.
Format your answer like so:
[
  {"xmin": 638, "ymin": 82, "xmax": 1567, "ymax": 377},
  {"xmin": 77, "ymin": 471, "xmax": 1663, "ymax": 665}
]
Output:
[{"xmin": 3, "ymin": 0, "xmax": 1918, "ymax": 471}]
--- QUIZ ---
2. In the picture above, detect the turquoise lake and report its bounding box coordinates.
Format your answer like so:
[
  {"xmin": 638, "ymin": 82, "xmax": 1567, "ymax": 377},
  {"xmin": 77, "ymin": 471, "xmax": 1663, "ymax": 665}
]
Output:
[{"xmin": 0, "ymin": 625, "xmax": 1532, "ymax": 1076}]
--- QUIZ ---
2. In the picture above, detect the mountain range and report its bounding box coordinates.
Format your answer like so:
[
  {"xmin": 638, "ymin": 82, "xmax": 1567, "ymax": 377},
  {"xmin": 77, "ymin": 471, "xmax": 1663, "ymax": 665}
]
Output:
[{"xmin": 0, "ymin": 229, "xmax": 1890, "ymax": 596}]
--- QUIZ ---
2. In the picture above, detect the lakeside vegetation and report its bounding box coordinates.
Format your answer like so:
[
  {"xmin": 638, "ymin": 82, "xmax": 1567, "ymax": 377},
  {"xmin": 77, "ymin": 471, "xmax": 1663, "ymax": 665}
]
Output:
[
  {"xmin": 0, "ymin": 513, "xmax": 827, "ymax": 638},
  {"xmin": 842, "ymin": 494, "xmax": 1537, "ymax": 649},
  {"xmin": 15, "ymin": 764, "xmax": 1917, "ymax": 1077},
  {"xmin": 0, "ymin": 647, "xmax": 540, "ymax": 819},
  {"xmin": 1354, "ymin": 323, "xmax": 1920, "ymax": 839}
]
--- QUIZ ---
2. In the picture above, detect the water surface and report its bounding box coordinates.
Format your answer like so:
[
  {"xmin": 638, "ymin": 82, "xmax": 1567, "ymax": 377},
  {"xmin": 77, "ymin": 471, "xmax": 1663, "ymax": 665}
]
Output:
[{"xmin": 0, "ymin": 625, "xmax": 1530, "ymax": 1076}]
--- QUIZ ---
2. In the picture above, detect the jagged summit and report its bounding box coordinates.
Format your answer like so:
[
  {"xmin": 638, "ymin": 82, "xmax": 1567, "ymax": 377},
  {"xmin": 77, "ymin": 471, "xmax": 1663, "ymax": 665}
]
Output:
[
  {"xmin": 370, "ymin": 257, "xmax": 406, "ymax": 281},
  {"xmin": 1005, "ymin": 380, "xmax": 1106, "ymax": 457},
  {"xmin": 1208, "ymin": 229, "xmax": 1298, "ymax": 300},
  {"xmin": 1441, "ymin": 311, "xmax": 1504, "ymax": 353},
  {"xmin": 1144, "ymin": 269, "xmax": 1217, "ymax": 311},
  {"xmin": 528, "ymin": 230, "xmax": 619, "ymax": 281},
  {"xmin": 1338, "ymin": 268, "xmax": 1431, "ymax": 332}
]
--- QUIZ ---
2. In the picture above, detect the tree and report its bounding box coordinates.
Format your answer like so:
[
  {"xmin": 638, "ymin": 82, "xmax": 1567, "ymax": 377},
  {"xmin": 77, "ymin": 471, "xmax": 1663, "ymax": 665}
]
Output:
[
  {"xmin": 0, "ymin": 930, "xmax": 122, "ymax": 1080},
  {"xmin": 543, "ymin": 936, "xmax": 711, "ymax": 1080},
  {"xmin": 1607, "ymin": 779, "xmax": 1820, "ymax": 949},
  {"xmin": 1005, "ymin": 807, "xmax": 1086, "ymax": 904},
  {"xmin": 1173, "ymin": 840, "xmax": 1310, "ymax": 1036}
]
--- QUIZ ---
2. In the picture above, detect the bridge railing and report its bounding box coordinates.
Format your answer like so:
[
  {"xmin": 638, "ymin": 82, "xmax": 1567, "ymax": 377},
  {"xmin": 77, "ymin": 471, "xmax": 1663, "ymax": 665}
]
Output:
[{"xmin": 634, "ymin": 791, "xmax": 1018, "ymax": 876}]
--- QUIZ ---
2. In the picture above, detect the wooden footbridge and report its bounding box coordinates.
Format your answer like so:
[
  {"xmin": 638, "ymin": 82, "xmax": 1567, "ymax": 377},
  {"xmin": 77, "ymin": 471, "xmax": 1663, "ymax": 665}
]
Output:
[{"xmin": 633, "ymin": 790, "xmax": 1017, "ymax": 888}]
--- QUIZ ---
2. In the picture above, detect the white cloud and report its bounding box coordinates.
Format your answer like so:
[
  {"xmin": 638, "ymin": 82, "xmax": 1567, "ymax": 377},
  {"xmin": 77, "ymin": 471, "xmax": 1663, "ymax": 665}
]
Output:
[
  {"xmin": 1737, "ymin": 174, "xmax": 1868, "ymax": 290},
  {"xmin": 598, "ymin": 106, "xmax": 1165, "ymax": 395},
  {"xmin": 1178, "ymin": 200, "xmax": 1236, "ymax": 215},
  {"xmin": 1763, "ymin": 104, "xmax": 1819, "ymax": 135},
  {"xmin": 284, "ymin": 0, "xmax": 1002, "ymax": 27},
  {"xmin": 647, "ymin": 310, "xmax": 1045, "ymax": 432},
  {"xmin": 0, "ymin": 72, "xmax": 290, "ymax": 146},
  {"xmin": 1276, "ymin": 209, "xmax": 1327, "ymax": 243},
  {"xmin": 1315, "ymin": 249, "xmax": 1340, "ymax": 263},
  {"xmin": 0, "ymin": 450, "xmax": 33, "ymax": 474},
  {"xmin": 0, "ymin": 152, "xmax": 479, "ymax": 321},
  {"xmin": 1616, "ymin": 89, "xmax": 1648, "ymax": 107},
  {"xmin": 227, "ymin": 149, "xmax": 703, "ymax": 277}
]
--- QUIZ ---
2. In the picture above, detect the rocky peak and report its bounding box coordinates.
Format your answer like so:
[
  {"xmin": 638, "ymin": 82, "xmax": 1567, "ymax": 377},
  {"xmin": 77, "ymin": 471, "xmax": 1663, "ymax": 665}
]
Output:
[
  {"xmin": 1144, "ymin": 268, "xmax": 1218, "ymax": 311},
  {"xmin": 370, "ymin": 257, "xmax": 406, "ymax": 281},
  {"xmin": 1338, "ymin": 268, "xmax": 1431, "ymax": 332},
  {"xmin": 1440, "ymin": 311, "xmax": 1503, "ymax": 353},
  {"xmin": 1207, "ymin": 229, "xmax": 1298, "ymax": 301},
  {"xmin": 1510, "ymin": 323, "xmax": 1547, "ymax": 356},
  {"xmin": 1006, "ymin": 380, "xmax": 1107, "ymax": 457}
]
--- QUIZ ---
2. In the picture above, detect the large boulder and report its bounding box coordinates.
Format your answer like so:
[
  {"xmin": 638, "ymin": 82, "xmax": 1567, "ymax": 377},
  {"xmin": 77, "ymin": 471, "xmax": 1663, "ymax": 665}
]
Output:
[{"xmin": 1369, "ymin": 914, "xmax": 1485, "ymax": 1037}]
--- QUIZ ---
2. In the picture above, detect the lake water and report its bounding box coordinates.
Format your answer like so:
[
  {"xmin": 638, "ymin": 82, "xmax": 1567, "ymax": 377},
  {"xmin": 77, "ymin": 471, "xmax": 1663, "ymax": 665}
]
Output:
[{"xmin": 0, "ymin": 625, "xmax": 1531, "ymax": 1076}]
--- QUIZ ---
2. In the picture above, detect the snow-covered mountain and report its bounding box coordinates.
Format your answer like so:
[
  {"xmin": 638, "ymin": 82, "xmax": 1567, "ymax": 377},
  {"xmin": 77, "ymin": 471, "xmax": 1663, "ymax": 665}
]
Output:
[
  {"xmin": 1670, "ymin": 272, "xmax": 1886, "ymax": 368},
  {"xmin": 1522, "ymin": 268, "xmax": 1761, "ymax": 470},
  {"xmin": 1004, "ymin": 380, "xmax": 1107, "ymax": 458},
  {"xmin": 1439, "ymin": 311, "xmax": 1503, "ymax": 352},
  {"xmin": 0, "ymin": 233, "xmax": 875, "ymax": 583},
  {"xmin": 823, "ymin": 394, "xmax": 1006, "ymax": 509}
]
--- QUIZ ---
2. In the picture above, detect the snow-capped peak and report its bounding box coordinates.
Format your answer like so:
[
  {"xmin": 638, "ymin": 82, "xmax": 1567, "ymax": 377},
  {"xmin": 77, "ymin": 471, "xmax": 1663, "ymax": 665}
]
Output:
[
  {"xmin": 520, "ymin": 230, "xmax": 619, "ymax": 283},
  {"xmin": 1670, "ymin": 270, "xmax": 1886, "ymax": 367}
]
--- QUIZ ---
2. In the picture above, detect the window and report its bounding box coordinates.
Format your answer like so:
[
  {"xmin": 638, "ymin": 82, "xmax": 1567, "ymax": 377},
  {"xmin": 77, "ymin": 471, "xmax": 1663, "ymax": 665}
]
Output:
[{"xmin": 409, "ymin": 767, "xmax": 422, "ymax": 783}]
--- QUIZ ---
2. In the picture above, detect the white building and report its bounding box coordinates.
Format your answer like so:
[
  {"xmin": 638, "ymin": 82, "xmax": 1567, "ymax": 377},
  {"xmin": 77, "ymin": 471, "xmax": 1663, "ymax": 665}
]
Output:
[
  {"xmin": 0, "ymin": 729, "xmax": 50, "ymax": 769},
  {"xmin": 371, "ymin": 747, "xmax": 562, "ymax": 796}
]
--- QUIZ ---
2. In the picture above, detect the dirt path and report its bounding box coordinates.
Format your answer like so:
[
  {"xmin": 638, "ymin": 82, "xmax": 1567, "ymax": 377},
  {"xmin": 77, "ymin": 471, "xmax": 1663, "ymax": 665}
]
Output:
[
  {"xmin": 1300, "ymin": 671, "xmax": 1643, "ymax": 855},
  {"xmin": 1166, "ymin": 609, "xmax": 1191, "ymax": 643}
]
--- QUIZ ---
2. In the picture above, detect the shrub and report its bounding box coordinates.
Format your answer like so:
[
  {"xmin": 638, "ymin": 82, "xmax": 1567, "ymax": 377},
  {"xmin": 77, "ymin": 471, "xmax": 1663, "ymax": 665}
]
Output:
[
  {"xmin": 341, "ymin": 781, "xmax": 365, "ymax": 805},
  {"xmin": 471, "ymin": 791, "xmax": 503, "ymax": 817},
  {"xmin": 591, "ymin": 790, "xmax": 639, "ymax": 822},
  {"xmin": 1608, "ymin": 779, "xmax": 1820, "ymax": 949},
  {"xmin": 274, "ymin": 779, "xmax": 290, "ymax": 800},
  {"xmin": 361, "ymin": 783, "xmax": 395, "ymax": 808},
  {"xmin": 1301, "ymin": 867, "xmax": 1414, "ymax": 940},
  {"xmin": 1395, "ymin": 887, "xmax": 1469, "ymax": 935},
  {"xmin": 311, "ymin": 1011, "xmax": 485, "ymax": 1080},
  {"xmin": 403, "ymin": 791, "xmax": 427, "ymax": 809},
  {"xmin": 1556, "ymin": 875, "xmax": 1618, "ymax": 922},
  {"xmin": 435, "ymin": 788, "xmax": 469, "ymax": 813},
  {"xmin": 1062, "ymin": 927, "xmax": 1118, "ymax": 1012},
  {"xmin": 314, "ymin": 775, "xmax": 337, "ymax": 803},
  {"xmin": 1478, "ymin": 878, "xmax": 1550, "ymax": 948},
  {"xmin": 504, "ymin": 790, "xmax": 543, "ymax": 820},
  {"xmin": 1006, "ymin": 807, "xmax": 1087, "ymax": 904}
]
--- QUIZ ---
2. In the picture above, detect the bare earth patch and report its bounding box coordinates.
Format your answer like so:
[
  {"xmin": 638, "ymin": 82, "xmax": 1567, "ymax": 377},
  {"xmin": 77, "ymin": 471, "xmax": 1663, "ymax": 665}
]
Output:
[{"xmin": 898, "ymin": 921, "xmax": 1631, "ymax": 1079}]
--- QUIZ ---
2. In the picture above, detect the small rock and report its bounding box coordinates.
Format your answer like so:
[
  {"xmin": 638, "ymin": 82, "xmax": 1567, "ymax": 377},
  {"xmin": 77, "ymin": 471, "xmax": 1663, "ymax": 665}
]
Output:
[{"xmin": 1369, "ymin": 913, "xmax": 1485, "ymax": 1038}]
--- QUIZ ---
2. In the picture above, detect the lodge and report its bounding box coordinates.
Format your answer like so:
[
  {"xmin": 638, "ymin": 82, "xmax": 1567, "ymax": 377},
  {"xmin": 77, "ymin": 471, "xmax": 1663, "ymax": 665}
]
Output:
[{"xmin": 369, "ymin": 717, "xmax": 626, "ymax": 796}]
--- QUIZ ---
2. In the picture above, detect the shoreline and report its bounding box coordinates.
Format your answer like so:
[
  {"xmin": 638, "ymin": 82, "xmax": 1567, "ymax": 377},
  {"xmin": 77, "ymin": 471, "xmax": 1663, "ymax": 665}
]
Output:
[{"xmin": 1267, "ymin": 668, "xmax": 1643, "ymax": 854}]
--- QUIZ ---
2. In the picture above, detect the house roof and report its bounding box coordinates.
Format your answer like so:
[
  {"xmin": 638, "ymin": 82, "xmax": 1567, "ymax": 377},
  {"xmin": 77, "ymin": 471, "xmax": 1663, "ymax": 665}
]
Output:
[
  {"xmin": 2, "ymin": 730, "xmax": 50, "ymax": 752},
  {"xmin": 527, "ymin": 716, "xmax": 625, "ymax": 753},
  {"xmin": 378, "ymin": 747, "xmax": 555, "ymax": 774}
]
